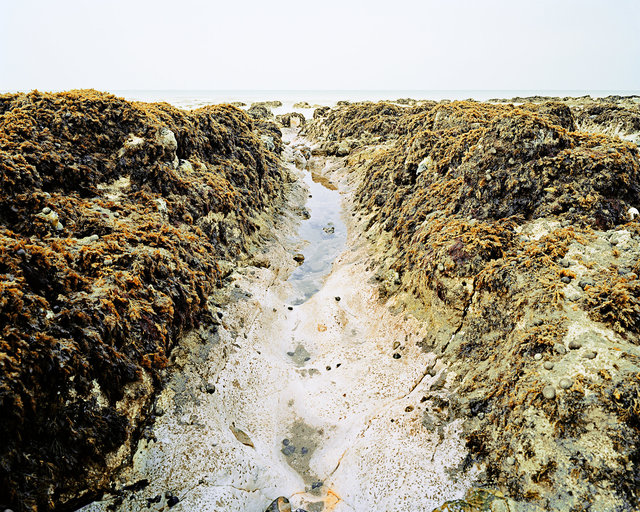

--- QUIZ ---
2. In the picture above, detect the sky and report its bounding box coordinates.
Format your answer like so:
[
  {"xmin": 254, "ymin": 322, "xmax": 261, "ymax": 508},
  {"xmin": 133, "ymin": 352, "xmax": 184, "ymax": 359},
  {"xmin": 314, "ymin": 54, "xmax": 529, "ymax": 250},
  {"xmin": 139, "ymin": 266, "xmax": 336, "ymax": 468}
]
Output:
[{"xmin": 1, "ymin": 0, "xmax": 639, "ymax": 92}]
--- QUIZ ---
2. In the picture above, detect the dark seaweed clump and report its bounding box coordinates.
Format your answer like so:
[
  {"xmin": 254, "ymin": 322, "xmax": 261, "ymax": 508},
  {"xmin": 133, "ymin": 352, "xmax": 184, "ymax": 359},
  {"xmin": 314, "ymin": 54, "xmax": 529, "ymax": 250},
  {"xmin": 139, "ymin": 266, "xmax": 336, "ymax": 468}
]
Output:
[
  {"xmin": 0, "ymin": 90, "xmax": 286, "ymax": 510},
  {"xmin": 307, "ymin": 99, "xmax": 640, "ymax": 510}
]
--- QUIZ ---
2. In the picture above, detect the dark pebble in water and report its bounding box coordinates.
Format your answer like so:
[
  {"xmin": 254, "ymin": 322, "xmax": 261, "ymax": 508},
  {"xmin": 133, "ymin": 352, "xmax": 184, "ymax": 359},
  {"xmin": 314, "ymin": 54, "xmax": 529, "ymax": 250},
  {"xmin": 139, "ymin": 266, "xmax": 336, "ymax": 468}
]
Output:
[
  {"xmin": 335, "ymin": 296, "xmax": 341, "ymax": 301},
  {"xmin": 282, "ymin": 445, "xmax": 295, "ymax": 456},
  {"xmin": 301, "ymin": 447, "xmax": 309, "ymax": 455},
  {"xmin": 393, "ymin": 353, "xmax": 401, "ymax": 359},
  {"xmin": 167, "ymin": 496, "xmax": 180, "ymax": 507},
  {"xmin": 561, "ymin": 276, "xmax": 572, "ymax": 284},
  {"xmin": 311, "ymin": 481, "xmax": 323, "ymax": 489},
  {"xmin": 282, "ymin": 438, "xmax": 290, "ymax": 446},
  {"xmin": 288, "ymin": 306, "xmax": 293, "ymax": 311}
]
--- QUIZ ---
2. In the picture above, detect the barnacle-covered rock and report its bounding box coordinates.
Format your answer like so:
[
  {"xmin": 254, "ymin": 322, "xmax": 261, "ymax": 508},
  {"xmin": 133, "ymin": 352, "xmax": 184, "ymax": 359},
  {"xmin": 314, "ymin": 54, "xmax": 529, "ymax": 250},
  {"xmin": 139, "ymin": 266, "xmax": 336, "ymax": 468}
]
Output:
[{"xmin": 0, "ymin": 90, "xmax": 287, "ymax": 510}]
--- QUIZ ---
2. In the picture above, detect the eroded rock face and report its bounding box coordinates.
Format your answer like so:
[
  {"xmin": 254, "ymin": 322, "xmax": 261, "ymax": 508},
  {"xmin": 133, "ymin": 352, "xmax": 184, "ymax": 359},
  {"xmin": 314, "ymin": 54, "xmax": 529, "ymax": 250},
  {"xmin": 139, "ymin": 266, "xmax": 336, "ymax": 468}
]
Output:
[
  {"xmin": 306, "ymin": 99, "xmax": 640, "ymax": 511},
  {"xmin": 0, "ymin": 90, "xmax": 288, "ymax": 510}
]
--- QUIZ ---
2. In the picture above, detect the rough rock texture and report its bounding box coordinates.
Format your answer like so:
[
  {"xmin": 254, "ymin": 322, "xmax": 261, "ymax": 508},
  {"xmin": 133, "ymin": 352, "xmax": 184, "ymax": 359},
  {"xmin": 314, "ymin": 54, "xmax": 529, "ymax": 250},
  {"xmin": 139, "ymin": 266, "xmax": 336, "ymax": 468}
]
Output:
[
  {"xmin": 0, "ymin": 90, "xmax": 288, "ymax": 511},
  {"xmin": 306, "ymin": 100, "xmax": 640, "ymax": 511}
]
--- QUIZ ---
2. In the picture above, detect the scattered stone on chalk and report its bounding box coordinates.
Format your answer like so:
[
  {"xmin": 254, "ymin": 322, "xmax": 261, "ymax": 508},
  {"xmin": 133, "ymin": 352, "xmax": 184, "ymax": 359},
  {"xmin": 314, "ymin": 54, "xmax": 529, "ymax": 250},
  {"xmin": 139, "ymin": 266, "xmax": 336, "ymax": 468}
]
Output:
[
  {"xmin": 293, "ymin": 253, "xmax": 305, "ymax": 263},
  {"xmin": 301, "ymin": 447, "xmax": 309, "ymax": 455},
  {"xmin": 561, "ymin": 276, "xmax": 572, "ymax": 284},
  {"xmin": 534, "ymin": 353, "xmax": 542, "ymax": 361},
  {"xmin": 559, "ymin": 378, "xmax": 573, "ymax": 390},
  {"xmin": 265, "ymin": 497, "xmax": 292, "ymax": 512},
  {"xmin": 543, "ymin": 386, "xmax": 556, "ymax": 399},
  {"xmin": 578, "ymin": 279, "xmax": 595, "ymax": 290},
  {"xmin": 583, "ymin": 350, "xmax": 597, "ymax": 359},
  {"xmin": 282, "ymin": 438, "xmax": 290, "ymax": 446},
  {"xmin": 437, "ymin": 263, "xmax": 445, "ymax": 272},
  {"xmin": 554, "ymin": 344, "xmax": 567, "ymax": 355},
  {"xmin": 311, "ymin": 481, "xmax": 323, "ymax": 490},
  {"xmin": 506, "ymin": 456, "xmax": 516, "ymax": 465},
  {"xmin": 281, "ymin": 445, "xmax": 295, "ymax": 456},
  {"xmin": 205, "ymin": 382, "xmax": 216, "ymax": 393},
  {"xmin": 335, "ymin": 296, "xmax": 341, "ymax": 301},
  {"xmin": 287, "ymin": 351, "xmax": 295, "ymax": 356},
  {"xmin": 42, "ymin": 207, "xmax": 51, "ymax": 215},
  {"xmin": 326, "ymin": 366, "xmax": 331, "ymax": 371},
  {"xmin": 568, "ymin": 340, "xmax": 582, "ymax": 350},
  {"xmin": 287, "ymin": 306, "xmax": 293, "ymax": 311},
  {"xmin": 167, "ymin": 496, "xmax": 179, "ymax": 507},
  {"xmin": 393, "ymin": 353, "xmax": 401, "ymax": 359},
  {"xmin": 543, "ymin": 361, "xmax": 555, "ymax": 370},
  {"xmin": 558, "ymin": 258, "xmax": 571, "ymax": 268}
]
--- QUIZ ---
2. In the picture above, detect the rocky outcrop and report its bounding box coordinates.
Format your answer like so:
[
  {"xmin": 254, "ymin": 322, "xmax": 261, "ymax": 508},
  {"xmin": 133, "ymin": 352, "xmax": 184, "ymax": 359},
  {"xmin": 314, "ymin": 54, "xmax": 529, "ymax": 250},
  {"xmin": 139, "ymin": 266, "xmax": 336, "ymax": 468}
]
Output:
[
  {"xmin": 306, "ymin": 99, "xmax": 640, "ymax": 511},
  {"xmin": 276, "ymin": 112, "xmax": 306, "ymax": 128},
  {"xmin": 0, "ymin": 90, "xmax": 288, "ymax": 510}
]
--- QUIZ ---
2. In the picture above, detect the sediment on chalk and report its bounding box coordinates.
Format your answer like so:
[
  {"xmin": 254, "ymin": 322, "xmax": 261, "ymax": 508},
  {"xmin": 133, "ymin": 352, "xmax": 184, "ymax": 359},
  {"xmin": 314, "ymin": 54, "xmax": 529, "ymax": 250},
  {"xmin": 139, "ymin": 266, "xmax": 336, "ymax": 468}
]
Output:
[
  {"xmin": 0, "ymin": 90, "xmax": 289, "ymax": 511},
  {"xmin": 306, "ymin": 98, "xmax": 640, "ymax": 511}
]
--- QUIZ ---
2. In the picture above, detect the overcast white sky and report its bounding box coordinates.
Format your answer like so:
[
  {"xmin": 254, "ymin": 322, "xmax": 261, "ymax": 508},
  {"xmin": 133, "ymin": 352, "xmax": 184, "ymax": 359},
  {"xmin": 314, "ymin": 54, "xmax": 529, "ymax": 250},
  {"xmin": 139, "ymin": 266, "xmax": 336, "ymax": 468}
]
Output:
[{"xmin": 1, "ymin": 0, "xmax": 638, "ymax": 92}]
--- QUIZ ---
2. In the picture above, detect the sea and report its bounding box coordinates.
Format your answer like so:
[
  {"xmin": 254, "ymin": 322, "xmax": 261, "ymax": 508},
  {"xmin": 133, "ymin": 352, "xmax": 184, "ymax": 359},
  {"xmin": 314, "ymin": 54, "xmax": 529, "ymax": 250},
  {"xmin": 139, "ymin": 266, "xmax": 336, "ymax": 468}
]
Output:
[{"xmin": 111, "ymin": 90, "xmax": 640, "ymax": 116}]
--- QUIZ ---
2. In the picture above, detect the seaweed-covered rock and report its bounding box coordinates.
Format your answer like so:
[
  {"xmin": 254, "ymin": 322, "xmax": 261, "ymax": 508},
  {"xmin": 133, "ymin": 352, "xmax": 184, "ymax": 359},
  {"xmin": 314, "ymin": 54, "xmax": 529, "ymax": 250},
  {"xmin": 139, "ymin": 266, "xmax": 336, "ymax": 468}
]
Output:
[
  {"xmin": 276, "ymin": 112, "xmax": 306, "ymax": 128},
  {"xmin": 307, "ymin": 99, "xmax": 640, "ymax": 511},
  {"xmin": 0, "ymin": 90, "xmax": 287, "ymax": 510}
]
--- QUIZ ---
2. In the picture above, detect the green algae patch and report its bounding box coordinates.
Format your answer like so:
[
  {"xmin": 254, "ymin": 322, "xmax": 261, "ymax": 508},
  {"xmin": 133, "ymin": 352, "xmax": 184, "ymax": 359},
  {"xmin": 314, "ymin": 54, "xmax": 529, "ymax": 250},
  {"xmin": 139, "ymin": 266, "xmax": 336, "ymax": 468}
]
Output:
[
  {"xmin": 308, "ymin": 99, "xmax": 640, "ymax": 511},
  {"xmin": 0, "ymin": 90, "xmax": 288, "ymax": 510}
]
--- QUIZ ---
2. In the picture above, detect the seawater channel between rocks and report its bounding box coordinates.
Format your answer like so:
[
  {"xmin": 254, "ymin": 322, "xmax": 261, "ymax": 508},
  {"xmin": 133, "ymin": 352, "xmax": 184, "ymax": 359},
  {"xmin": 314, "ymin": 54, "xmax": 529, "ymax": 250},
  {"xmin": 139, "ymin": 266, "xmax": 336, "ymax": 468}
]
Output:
[{"xmin": 287, "ymin": 170, "xmax": 347, "ymax": 306}]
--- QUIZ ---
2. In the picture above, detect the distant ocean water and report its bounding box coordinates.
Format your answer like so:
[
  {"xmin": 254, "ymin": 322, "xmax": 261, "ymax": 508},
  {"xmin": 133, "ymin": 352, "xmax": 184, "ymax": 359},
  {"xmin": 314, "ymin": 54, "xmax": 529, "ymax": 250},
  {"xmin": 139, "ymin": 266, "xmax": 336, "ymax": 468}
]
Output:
[{"xmin": 111, "ymin": 89, "xmax": 640, "ymax": 116}]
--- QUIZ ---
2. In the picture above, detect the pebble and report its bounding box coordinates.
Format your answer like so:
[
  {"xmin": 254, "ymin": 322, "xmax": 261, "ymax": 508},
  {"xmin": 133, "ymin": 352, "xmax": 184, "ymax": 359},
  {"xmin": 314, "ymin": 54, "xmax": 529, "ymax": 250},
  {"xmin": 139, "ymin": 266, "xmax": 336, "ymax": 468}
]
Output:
[
  {"xmin": 534, "ymin": 353, "xmax": 542, "ymax": 360},
  {"xmin": 561, "ymin": 276, "xmax": 572, "ymax": 284},
  {"xmin": 335, "ymin": 296, "xmax": 341, "ymax": 301},
  {"xmin": 583, "ymin": 350, "xmax": 597, "ymax": 359},
  {"xmin": 559, "ymin": 378, "xmax": 573, "ymax": 389},
  {"xmin": 554, "ymin": 344, "xmax": 567, "ymax": 355},
  {"xmin": 42, "ymin": 207, "xmax": 51, "ymax": 215},
  {"xmin": 578, "ymin": 279, "xmax": 595, "ymax": 290},
  {"xmin": 311, "ymin": 481, "xmax": 323, "ymax": 489},
  {"xmin": 167, "ymin": 496, "xmax": 180, "ymax": 507},
  {"xmin": 506, "ymin": 456, "xmax": 516, "ymax": 466},
  {"xmin": 393, "ymin": 353, "xmax": 401, "ymax": 359},
  {"xmin": 543, "ymin": 385, "xmax": 556, "ymax": 399},
  {"xmin": 16, "ymin": 249, "xmax": 26, "ymax": 257},
  {"xmin": 326, "ymin": 366, "xmax": 331, "ymax": 371},
  {"xmin": 287, "ymin": 306, "xmax": 293, "ymax": 311},
  {"xmin": 154, "ymin": 406, "xmax": 165, "ymax": 416},
  {"xmin": 393, "ymin": 341, "xmax": 401, "ymax": 350},
  {"xmin": 301, "ymin": 447, "xmax": 308, "ymax": 455},
  {"xmin": 543, "ymin": 361, "xmax": 554, "ymax": 370},
  {"xmin": 205, "ymin": 382, "xmax": 216, "ymax": 393},
  {"xmin": 568, "ymin": 340, "xmax": 582, "ymax": 350},
  {"xmin": 293, "ymin": 253, "xmax": 305, "ymax": 263},
  {"xmin": 559, "ymin": 258, "xmax": 571, "ymax": 268},
  {"xmin": 265, "ymin": 497, "xmax": 292, "ymax": 512},
  {"xmin": 282, "ymin": 445, "xmax": 295, "ymax": 456},
  {"xmin": 104, "ymin": 258, "xmax": 113, "ymax": 266},
  {"xmin": 437, "ymin": 263, "xmax": 445, "ymax": 272}
]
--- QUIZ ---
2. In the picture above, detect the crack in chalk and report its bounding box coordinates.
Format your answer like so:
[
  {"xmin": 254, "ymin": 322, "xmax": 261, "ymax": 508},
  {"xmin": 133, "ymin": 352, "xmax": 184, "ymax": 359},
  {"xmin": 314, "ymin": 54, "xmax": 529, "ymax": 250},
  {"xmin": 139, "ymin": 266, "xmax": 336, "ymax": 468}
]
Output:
[{"xmin": 441, "ymin": 276, "xmax": 477, "ymax": 353}]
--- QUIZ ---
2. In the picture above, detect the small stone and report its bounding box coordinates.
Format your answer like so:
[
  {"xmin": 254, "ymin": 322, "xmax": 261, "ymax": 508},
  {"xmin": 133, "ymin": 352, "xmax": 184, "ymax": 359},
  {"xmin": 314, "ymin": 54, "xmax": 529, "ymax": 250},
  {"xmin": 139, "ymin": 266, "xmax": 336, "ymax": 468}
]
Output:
[
  {"xmin": 286, "ymin": 351, "xmax": 295, "ymax": 356},
  {"xmin": 55, "ymin": 222, "xmax": 63, "ymax": 231},
  {"xmin": 282, "ymin": 445, "xmax": 295, "ymax": 456},
  {"xmin": 534, "ymin": 353, "xmax": 542, "ymax": 360},
  {"xmin": 16, "ymin": 249, "xmax": 26, "ymax": 257},
  {"xmin": 42, "ymin": 207, "xmax": 51, "ymax": 215},
  {"xmin": 559, "ymin": 259, "xmax": 571, "ymax": 268},
  {"xmin": 167, "ymin": 496, "xmax": 179, "ymax": 507},
  {"xmin": 477, "ymin": 412, "xmax": 484, "ymax": 419},
  {"xmin": 393, "ymin": 341, "xmax": 401, "ymax": 350},
  {"xmin": 287, "ymin": 306, "xmax": 293, "ymax": 311},
  {"xmin": 568, "ymin": 340, "xmax": 582, "ymax": 350},
  {"xmin": 336, "ymin": 363, "xmax": 341, "ymax": 367},
  {"xmin": 326, "ymin": 366, "xmax": 331, "ymax": 371},
  {"xmin": 265, "ymin": 497, "xmax": 292, "ymax": 512},
  {"xmin": 561, "ymin": 276, "xmax": 572, "ymax": 284},
  {"xmin": 437, "ymin": 263, "xmax": 444, "ymax": 272},
  {"xmin": 393, "ymin": 353, "xmax": 401, "ymax": 359},
  {"xmin": 311, "ymin": 481, "xmax": 323, "ymax": 489},
  {"xmin": 543, "ymin": 361, "xmax": 554, "ymax": 370},
  {"xmin": 230, "ymin": 425, "xmax": 254, "ymax": 447},
  {"xmin": 301, "ymin": 447, "xmax": 309, "ymax": 455},
  {"xmin": 506, "ymin": 456, "xmax": 516, "ymax": 465},
  {"xmin": 293, "ymin": 253, "xmax": 305, "ymax": 263},
  {"xmin": 554, "ymin": 344, "xmax": 567, "ymax": 355},
  {"xmin": 578, "ymin": 279, "xmax": 595, "ymax": 290},
  {"xmin": 282, "ymin": 438, "xmax": 290, "ymax": 446},
  {"xmin": 104, "ymin": 258, "xmax": 113, "ymax": 266},
  {"xmin": 205, "ymin": 382, "xmax": 216, "ymax": 393},
  {"xmin": 559, "ymin": 378, "xmax": 573, "ymax": 389},
  {"xmin": 154, "ymin": 406, "xmax": 165, "ymax": 416},
  {"xmin": 543, "ymin": 386, "xmax": 556, "ymax": 399},
  {"xmin": 583, "ymin": 350, "xmax": 597, "ymax": 360},
  {"xmin": 335, "ymin": 296, "xmax": 341, "ymax": 302}
]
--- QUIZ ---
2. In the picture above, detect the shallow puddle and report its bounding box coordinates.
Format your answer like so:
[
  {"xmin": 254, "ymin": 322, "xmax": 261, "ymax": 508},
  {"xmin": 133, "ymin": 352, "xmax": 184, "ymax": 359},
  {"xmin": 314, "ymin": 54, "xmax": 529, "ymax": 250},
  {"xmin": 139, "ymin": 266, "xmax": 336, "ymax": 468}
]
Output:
[{"xmin": 287, "ymin": 170, "xmax": 346, "ymax": 305}]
